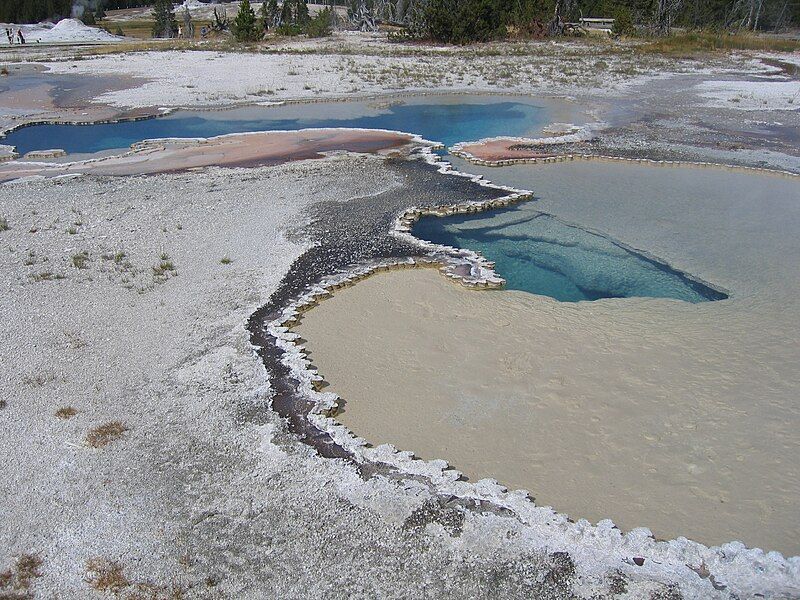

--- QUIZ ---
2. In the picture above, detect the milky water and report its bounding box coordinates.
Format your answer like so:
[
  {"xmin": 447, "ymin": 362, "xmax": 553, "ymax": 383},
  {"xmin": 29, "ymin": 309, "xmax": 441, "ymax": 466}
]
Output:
[
  {"xmin": 298, "ymin": 161, "xmax": 800, "ymax": 554},
  {"xmin": 3, "ymin": 95, "xmax": 560, "ymax": 155}
]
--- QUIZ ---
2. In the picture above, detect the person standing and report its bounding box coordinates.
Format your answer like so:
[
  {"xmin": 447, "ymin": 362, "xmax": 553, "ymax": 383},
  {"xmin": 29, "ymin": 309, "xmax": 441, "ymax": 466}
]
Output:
[
  {"xmin": 6, "ymin": 28, "xmax": 12, "ymax": 44},
  {"xmin": 17, "ymin": 29, "xmax": 25, "ymax": 44}
]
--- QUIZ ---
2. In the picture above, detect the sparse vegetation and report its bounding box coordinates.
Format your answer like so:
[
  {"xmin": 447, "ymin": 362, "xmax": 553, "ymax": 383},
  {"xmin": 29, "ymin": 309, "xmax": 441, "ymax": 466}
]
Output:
[
  {"xmin": 0, "ymin": 217, "xmax": 8, "ymax": 232},
  {"xmin": 56, "ymin": 406, "xmax": 78, "ymax": 419},
  {"xmin": 640, "ymin": 31, "xmax": 800, "ymax": 54},
  {"xmin": 101, "ymin": 250, "xmax": 128, "ymax": 266},
  {"xmin": 0, "ymin": 553, "xmax": 43, "ymax": 597},
  {"xmin": 220, "ymin": 256, "xmax": 233, "ymax": 265},
  {"xmin": 72, "ymin": 251, "xmax": 90, "ymax": 270},
  {"xmin": 85, "ymin": 557, "xmax": 185, "ymax": 598},
  {"xmin": 86, "ymin": 558, "xmax": 130, "ymax": 592},
  {"xmin": 152, "ymin": 252, "xmax": 177, "ymax": 281},
  {"xmin": 22, "ymin": 373, "xmax": 57, "ymax": 387},
  {"xmin": 86, "ymin": 421, "xmax": 128, "ymax": 448},
  {"xmin": 30, "ymin": 271, "xmax": 65, "ymax": 282}
]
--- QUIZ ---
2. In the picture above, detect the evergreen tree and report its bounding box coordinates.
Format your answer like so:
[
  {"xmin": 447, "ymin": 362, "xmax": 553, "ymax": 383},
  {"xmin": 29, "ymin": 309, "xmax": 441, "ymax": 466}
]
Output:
[
  {"xmin": 95, "ymin": 2, "xmax": 107, "ymax": 20},
  {"xmin": 281, "ymin": 0, "xmax": 294, "ymax": 26},
  {"xmin": 260, "ymin": 0, "xmax": 282, "ymax": 30},
  {"xmin": 152, "ymin": 0, "xmax": 177, "ymax": 38},
  {"xmin": 266, "ymin": 0, "xmax": 281, "ymax": 26},
  {"xmin": 233, "ymin": 0, "xmax": 260, "ymax": 40},
  {"xmin": 259, "ymin": 0, "xmax": 271, "ymax": 30},
  {"xmin": 307, "ymin": 6, "xmax": 333, "ymax": 36},
  {"xmin": 296, "ymin": 0, "xmax": 310, "ymax": 24}
]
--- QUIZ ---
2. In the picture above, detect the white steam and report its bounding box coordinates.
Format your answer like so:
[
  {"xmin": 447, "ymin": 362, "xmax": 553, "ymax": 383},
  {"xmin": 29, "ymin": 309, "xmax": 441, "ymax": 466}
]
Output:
[{"xmin": 71, "ymin": 1, "xmax": 102, "ymax": 19}]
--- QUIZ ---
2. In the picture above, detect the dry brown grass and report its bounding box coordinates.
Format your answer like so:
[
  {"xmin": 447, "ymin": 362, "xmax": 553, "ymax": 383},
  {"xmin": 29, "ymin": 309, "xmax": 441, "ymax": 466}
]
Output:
[
  {"xmin": 86, "ymin": 421, "xmax": 128, "ymax": 448},
  {"xmin": 55, "ymin": 406, "xmax": 78, "ymax": 420},
  {"xmin": 85, "ymin": 558, "xmax": 186, "ymax": 599},
  {"xmin": 640, "ymin": 31, "xmax": 800, "ymax": 55},
  {"xmin": 86, "ymin": 558, "xmax": 130, "ymax": 592},
  {"xmin": 0, "ymin": 553, "xmax": 43, "ymax": 598}
]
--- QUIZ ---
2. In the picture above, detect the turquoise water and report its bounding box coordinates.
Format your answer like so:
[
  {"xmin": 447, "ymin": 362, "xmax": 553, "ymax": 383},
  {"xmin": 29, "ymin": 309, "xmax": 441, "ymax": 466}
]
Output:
[
  {"xmin": 3, "ymin": 96, "xmax": 549, "ymax": 155},
  {"xmin": 413, "ymin": 205, "xmax": 727, "ymax": 302}
]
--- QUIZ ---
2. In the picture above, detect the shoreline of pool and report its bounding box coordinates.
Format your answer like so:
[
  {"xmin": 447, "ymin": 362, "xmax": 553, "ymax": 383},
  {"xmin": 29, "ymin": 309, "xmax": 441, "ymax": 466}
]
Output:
[{"xmin": 258, "ymin": 150, "xmax": 800, "ymax": 593}]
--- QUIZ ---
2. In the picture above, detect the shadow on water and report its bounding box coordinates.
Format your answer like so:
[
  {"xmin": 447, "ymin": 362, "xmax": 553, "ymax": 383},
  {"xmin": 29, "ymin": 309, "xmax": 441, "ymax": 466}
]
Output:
[{"xmin": 413, "ymin": 203, "xmax": 728, "ymax": 303}]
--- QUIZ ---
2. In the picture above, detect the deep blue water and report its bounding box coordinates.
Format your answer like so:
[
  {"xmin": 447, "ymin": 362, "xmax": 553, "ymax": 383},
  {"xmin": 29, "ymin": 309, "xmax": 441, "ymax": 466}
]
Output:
[
  {"xmin": 413, "ymin": 205, "xmax": 727, "ymax": 303},
  {"xmin": 3, "ymin": 97, "xmax": 548, "ymax": 155}
]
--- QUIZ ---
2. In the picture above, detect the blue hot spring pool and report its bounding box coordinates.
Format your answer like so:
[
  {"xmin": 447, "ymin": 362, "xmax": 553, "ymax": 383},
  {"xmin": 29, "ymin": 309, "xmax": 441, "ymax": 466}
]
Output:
[
  {"xmin": 413, "ymin": 204, "xmax": 727, "ymax": 303},
  {"xmin": 3, "ymin": 95, "xmax": 553, "ymax": 155}
]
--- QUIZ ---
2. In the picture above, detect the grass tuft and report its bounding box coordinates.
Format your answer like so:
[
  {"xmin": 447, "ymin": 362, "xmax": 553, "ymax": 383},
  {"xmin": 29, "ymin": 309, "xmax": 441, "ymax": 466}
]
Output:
[
  {"xmin": 86, "ymin": 558, "xmax": 130, "ymax": 592},
  {"xmin": 55, "ymin": 406, "xmax": 78, "ymax": 419},
  {"xmin": 71, "ymin": 251, "xmax": 90, "ymax": 269},
  {"xmin": 30, "ymin": 271, "xmax": 66, "ymax": 282},
  {"xmin": 0, "ymin": 217, "xmax": 8, "ymax": 232},
  {"xmin": 0, "ymin": 553, "xmax": 43, "ymax": 595},
  {"xmin": 220, "ymin": 256, "xmax": 232, "ymax": 265},
  {"xmin": 86, "ymin": 421, "xmax": 128, "ymax": 448},
  {"xmin": 152, "ymin": 253, "xmax": 177, "ymax": 281}
]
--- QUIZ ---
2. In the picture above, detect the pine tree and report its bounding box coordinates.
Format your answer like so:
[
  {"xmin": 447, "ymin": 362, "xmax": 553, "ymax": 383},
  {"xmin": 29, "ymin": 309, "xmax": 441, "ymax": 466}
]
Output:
[
  {"xmin": 266, "ymin": 0, "xmax": 281, "ymax": 26},
  {"xmin": 259, "ymin": 0, "xmax": 271, "ymax": 30},
  {"xmin": 82, "ymin": 9, "xmax": 97, "ymax": 26},
  {"xmin": 280, "ymin": 0, "xmax": 294, "ymax": 27},
  {"xmin": 233, "ymin": 0, "xmax": 260, "ymax": 41},
  {"xmin": 296, "ymin": 0, "xmax": 310, "ymax": 25},
  {"xmin": 152, "ymin": 0, "xmax": 177, "ymax": 38}
]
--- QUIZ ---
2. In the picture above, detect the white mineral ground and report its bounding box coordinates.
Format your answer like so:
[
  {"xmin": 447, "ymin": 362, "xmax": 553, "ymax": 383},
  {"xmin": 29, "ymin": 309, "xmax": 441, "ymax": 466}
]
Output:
[
  {"xmin": 4, "ymin": 155, "xmax": 545, "ymax": 597},
  {"xmin": 2, "ymin": 39, "xmax": 800, "ymax": 597},
  {"xmin": 296, "ymin": 161, "xmax": 800, "ymax": 557}
]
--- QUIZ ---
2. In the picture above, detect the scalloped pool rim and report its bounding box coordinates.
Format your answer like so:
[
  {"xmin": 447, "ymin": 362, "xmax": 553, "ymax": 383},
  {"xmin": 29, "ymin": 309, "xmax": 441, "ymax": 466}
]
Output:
[{"xmin": 267, "ymin": 146, "xmax": 800, "ymax": 598}]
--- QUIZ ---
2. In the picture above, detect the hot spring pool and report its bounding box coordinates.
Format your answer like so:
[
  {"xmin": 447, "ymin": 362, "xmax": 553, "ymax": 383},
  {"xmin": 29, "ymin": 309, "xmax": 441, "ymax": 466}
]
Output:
[{"xmin": 2, "ymin": 95, "xmax": 563, "ymax": 155}]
